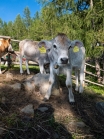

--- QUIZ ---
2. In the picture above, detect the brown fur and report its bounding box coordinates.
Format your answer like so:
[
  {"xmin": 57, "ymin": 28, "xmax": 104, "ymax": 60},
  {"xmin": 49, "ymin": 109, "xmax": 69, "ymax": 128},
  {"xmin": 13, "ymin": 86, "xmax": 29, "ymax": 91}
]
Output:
[
  {"xmin": 0, "ymin": 39, "xmax": 10, "ymax": 53},
  {"xmin": 0, "ymin": 39, "xmax": 10, "ymax": 57},
  {"xmin": 56, "ymin": 33, "xmax": 68, "ymax": 46}
]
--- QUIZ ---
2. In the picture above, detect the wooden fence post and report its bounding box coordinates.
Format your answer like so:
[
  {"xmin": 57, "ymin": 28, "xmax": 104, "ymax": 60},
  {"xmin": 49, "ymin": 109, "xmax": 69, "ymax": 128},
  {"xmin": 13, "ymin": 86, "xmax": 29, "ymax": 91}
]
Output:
[
  {"xmin": 102, "ymin": 58, "xmax": 104, "ymax": 84},
  {"xmin": 95, "ymin": 58, "xmax": 101, "ymax": 83}
]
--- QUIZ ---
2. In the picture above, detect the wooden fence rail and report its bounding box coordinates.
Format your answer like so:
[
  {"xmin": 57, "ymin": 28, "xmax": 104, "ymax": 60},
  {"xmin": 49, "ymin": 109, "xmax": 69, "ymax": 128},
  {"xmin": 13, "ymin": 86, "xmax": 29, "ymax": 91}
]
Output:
[
  {"xmin": 72, "ymin": 75, "xmax": 104, "ymax": 87},
  {"xmin": 85, "ymin": 63, "xmax": 104, "ymax": 72},
  {"xmin": 0, "ymin": 35, "xmax": 20, "ymax": 42}
]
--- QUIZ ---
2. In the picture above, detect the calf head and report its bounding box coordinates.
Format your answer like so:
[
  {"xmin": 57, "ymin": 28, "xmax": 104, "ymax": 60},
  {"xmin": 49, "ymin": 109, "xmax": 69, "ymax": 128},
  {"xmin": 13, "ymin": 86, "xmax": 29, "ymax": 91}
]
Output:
[
  {"xmin": 38, "ymin": 33, "xmax": 71, "ymax": 68},
  {"xmin": 7, "ymin": 39, "xmax": 13, "ymax": 52},
  {"xmin": 69, "ymin": 40, "xmax": 85, "ymax": 61}
]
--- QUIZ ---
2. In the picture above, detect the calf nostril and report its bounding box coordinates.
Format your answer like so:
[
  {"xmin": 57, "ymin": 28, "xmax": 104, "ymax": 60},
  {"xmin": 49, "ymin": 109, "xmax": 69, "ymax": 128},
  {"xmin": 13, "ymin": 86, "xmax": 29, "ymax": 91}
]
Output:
[{"xmin": 61, "ymin": 58, "xmax": 68, "ymax": 64}]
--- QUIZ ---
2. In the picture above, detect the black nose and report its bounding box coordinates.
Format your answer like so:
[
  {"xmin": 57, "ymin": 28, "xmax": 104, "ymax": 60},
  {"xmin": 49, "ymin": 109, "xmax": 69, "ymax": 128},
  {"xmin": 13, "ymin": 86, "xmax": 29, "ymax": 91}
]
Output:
[{"xmin": 61, "ymin": 58, "xmax": 68, "ymax": 64}]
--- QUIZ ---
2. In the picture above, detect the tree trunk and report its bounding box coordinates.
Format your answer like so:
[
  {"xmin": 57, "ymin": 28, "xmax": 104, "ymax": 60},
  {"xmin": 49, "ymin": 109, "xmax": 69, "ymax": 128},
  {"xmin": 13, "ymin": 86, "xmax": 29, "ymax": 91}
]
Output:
[{"xmin": 90, "ymin": 0, "xmax": 93, "ymax": 10}]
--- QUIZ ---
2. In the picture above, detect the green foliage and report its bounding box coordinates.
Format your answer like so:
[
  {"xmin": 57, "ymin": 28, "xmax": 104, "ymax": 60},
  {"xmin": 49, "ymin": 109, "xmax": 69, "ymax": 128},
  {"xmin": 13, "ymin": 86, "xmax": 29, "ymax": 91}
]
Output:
[{"xmin": 0, "ymin": 0, "xmax": 104, "ymax": 57}]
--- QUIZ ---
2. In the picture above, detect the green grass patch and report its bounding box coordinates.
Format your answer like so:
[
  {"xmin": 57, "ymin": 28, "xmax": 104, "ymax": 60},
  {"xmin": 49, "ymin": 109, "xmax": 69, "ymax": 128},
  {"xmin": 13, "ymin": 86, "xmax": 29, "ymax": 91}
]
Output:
[
  {"xmin": 5, "ymin": 64, "xmax": 40, "ymax": 73},
  {"xmin": 86, "ymin": 85, "xmax": 104, "ymax": 95}
]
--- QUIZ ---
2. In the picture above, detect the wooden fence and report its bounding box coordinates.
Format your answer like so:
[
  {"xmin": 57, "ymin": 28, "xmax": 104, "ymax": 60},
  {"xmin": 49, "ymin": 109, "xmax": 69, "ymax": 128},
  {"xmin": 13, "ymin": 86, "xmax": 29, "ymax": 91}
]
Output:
[
  {"xmin": 84, "ymin": 63, "xmax": 104, "ymax": 87},
  {"xmin": 0, "ymin": 35, "xmax": 20, "ymax": 42}
]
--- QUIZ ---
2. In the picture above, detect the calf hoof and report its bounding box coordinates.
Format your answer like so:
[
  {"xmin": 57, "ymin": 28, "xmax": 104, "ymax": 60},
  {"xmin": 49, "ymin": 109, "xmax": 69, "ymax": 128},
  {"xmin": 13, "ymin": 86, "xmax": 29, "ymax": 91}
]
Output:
[
  {"xmin": 69, "ymin": 102, "xmax": 75, "ymax": 105},
  {"xmin": 42, "ymin": 98, "xmax": 49, "ymax": 102}
]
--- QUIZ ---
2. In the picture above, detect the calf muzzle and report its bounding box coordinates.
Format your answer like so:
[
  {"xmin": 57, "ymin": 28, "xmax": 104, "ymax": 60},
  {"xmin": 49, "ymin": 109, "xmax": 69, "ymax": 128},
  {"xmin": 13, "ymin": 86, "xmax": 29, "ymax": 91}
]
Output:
[
  {"xmin": 61, "ymin": 58, "xmax": 68, "ymax": 64},
  {"xmin": 8, "ymin": 51, "xmax": 18, "ymax": 56}
]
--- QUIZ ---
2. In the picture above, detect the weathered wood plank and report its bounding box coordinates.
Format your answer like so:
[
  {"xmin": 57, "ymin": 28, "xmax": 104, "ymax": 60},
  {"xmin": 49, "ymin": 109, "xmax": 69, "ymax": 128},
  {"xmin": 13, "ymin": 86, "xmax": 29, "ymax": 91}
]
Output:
[{"xmin": 0, "ymin": 35, "xmax": 11, "ymax": 39}]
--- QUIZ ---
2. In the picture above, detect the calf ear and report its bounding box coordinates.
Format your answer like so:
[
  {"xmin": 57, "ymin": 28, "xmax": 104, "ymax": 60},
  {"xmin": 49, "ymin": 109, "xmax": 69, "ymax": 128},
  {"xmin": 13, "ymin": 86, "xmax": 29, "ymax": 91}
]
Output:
[
  {"xmin": 71, "ymin": 40, "xmax": 84, "ymax": 47},
  {"xmin": 75, "ymin": 40, "xmax": 84, "ymax": 47},
  {"xmin": 38, "ymin": 40, "xmax": 52, "ymax": 50},
  {"xmin": 8, "ymin": 38, "xmax": 11, "ymax": 43}
]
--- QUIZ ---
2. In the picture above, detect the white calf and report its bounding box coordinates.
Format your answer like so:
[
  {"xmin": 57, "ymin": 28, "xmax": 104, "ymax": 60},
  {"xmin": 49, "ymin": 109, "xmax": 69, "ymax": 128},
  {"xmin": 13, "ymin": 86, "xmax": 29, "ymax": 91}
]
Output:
[{"xmin": 19, "ymin": 39, "xmax": 49, "ymax": 74}]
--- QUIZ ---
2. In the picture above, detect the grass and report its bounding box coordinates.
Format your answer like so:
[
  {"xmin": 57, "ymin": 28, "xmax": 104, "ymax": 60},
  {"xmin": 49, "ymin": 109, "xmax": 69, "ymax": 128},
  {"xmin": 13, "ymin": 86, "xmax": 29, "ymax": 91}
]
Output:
[
  {"xmin": 13, "ymin": 64, "xmax": 40, "ymax": 72},
  {"xmin": 85, "ymin": 85, "xmax": 104, "ymax": 95},
  {"xmin": 1, "ymin": 64, "xmax": 40, "ymax": 73},
  {"xmin": 59, "ymin": 74, "xmax": 104, "ymax": 96},
  {"xmin": 2, "ymin": 113, "xmax": 18, "ymax": 127}
]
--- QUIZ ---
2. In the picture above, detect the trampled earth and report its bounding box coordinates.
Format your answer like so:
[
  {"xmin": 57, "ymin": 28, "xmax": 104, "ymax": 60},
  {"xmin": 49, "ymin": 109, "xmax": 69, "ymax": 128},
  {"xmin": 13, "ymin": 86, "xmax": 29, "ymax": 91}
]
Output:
[{"xmin": 0, "ymin": 67, "xmax": 104, "ymax": 139}]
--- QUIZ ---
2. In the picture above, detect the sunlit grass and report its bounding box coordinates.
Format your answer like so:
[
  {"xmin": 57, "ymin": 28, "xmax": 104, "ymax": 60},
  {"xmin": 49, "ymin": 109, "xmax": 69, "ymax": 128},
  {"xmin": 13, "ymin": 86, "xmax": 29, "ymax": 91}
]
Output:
[
  {"xmin": 86, "ymin": 85, "xmax": 104, "ymax": 95},
  {"xmin": 1, "ymin": 63, "xmax": 40, "ymax": 73}
]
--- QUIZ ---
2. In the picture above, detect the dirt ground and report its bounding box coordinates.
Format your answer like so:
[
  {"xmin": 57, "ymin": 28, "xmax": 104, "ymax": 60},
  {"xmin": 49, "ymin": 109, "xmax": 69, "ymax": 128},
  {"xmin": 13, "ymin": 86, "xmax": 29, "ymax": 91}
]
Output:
[{"xmin": 0, "ymin": 68, "xmax": 104, "ymax": 139}]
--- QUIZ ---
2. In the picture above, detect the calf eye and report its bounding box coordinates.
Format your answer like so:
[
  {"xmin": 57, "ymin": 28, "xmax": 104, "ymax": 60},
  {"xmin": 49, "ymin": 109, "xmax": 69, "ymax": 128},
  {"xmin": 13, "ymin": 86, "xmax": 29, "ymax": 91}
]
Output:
[
  {"xmin": 53, "ymin": 44, "xmax": 57, "ymax": 49},
  {"xmin": 47, "ymin": 49, "xmax": 50, "ymax": 52}
]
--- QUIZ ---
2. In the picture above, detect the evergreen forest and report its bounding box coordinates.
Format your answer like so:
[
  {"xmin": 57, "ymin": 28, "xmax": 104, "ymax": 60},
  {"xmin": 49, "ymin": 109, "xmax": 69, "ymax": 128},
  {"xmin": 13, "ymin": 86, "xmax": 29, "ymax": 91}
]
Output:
[{"xmin": 0, "ymin": 0, "xmax": 104, "ymax": 58}]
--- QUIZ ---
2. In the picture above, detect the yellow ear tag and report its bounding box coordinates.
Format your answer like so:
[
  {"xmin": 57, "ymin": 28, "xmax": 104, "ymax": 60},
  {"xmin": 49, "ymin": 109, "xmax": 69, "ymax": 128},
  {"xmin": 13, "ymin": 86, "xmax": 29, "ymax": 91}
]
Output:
[
  {"xmin": 39, "ymin": 46, "xmax": 46, "ymax": 53},
  {"xmin": 73, "ymin": 46, "xmax": 79, "ymax": 53}
]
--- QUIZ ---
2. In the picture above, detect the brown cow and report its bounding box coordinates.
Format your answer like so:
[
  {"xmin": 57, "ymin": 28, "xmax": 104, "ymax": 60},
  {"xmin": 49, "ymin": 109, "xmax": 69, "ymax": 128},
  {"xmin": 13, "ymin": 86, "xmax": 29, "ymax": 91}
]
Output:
[{"xmin": 0, "ymin": 38, "xmax": 14, "ymax": 74}]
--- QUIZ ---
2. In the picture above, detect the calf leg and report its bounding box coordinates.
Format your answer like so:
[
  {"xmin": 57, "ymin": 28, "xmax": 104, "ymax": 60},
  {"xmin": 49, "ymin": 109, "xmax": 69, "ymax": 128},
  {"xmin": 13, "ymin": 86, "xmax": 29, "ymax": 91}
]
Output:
[
  {"xmin": 75, "ymin": 69, "xmax": 79, "ymax": 91},
  {"xmin": 19, "ymin": 55, "xmax": 23, "ymax": 74},
  {"xmin": 25, "ymin": 60, "xmax": 30, "ymax": 74},
  {"xmin": 66, "ymin": 69, "xmax": 75, "ymax": 103},
  {"xmin": 44, "ymin": 65, "xmax": 55, "ymax": 101},
  {"xmin": 44, "ymin": 74, "xmax": 55, "ymax": 101},
  {"xmin": 79, "ymin": 65, "xmax": 84, "ymax": 93},
  {"xmin": 39, "ymin": 63, "xmax": 46, "ymax": 74}
]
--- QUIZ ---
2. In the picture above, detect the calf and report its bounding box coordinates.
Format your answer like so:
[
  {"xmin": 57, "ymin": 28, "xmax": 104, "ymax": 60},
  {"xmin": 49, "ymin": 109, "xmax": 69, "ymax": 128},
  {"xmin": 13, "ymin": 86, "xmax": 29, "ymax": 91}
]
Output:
[
  {"xmin": 69, "ymin": 40, "xmax": 85, "ymax": 93},
  {"xmin": 38, "ymin": 33, "xmax": 75, "ymax": 103},
  {"xmin": 39, "ymin": 33, "xmax": 85, "ymax": 103},
  {"xmin": 0, "ymin": 38, "xmax": 14, "ymax": 74},
  {"xmin": 19, "ymin": 39, "xmax": 49, "ymax": 74}
]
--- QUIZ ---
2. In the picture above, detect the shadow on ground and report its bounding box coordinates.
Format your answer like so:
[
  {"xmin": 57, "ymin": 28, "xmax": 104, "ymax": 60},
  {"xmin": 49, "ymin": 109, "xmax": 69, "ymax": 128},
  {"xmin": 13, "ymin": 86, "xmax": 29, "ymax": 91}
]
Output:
[{"xmin": 0, "ymin": 69, "xmax": 104, "ymax": 139}]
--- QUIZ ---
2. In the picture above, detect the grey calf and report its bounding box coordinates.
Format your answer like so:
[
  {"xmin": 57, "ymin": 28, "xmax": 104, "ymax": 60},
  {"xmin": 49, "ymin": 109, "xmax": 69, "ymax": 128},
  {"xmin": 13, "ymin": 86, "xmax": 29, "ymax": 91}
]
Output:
[
  {"xmin": 38, "ymin": 33, "xmax": 85, "ymax": 103},
  {"xmin": 19, "ymin": 39, "xmax": 49, "ymax": 74},
  {"xmin": 69, "ymin": 40, "xmax": 85, "ymax": 93}
]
